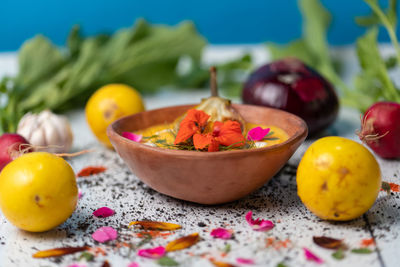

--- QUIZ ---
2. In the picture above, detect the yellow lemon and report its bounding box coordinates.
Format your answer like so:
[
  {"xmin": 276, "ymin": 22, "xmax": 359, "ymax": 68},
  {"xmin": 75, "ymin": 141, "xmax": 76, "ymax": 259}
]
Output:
[
  {"xmin": 0, "ymin": 152, "xmax": 78, "ymax": 232},
  {"xmin": 297, "ymin": 136, "xmax": 381, "ymax": 221},
  {"xmin": 85, "ymin": 84, "xmax": 145, "ymax": 147}
]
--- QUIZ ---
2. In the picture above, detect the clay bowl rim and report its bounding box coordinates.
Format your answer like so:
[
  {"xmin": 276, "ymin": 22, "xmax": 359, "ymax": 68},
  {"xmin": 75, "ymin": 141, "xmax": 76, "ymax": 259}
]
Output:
[{"xmin": 107, "ymin": 103, "xmax": 308, "ymax": 157}]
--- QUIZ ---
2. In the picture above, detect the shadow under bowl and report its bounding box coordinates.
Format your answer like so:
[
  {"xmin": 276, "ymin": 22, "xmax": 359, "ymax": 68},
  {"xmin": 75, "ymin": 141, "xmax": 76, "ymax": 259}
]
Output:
[{"xmin": 107, "ymin": 104, "xmax": 307, "ymax": 204}]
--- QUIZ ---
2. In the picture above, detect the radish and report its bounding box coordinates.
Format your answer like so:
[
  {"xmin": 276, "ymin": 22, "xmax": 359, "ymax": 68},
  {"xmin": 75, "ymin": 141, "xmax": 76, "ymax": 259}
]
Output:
[
  {"xmin": 358, "ymin": 102, "xmax": 400, "ymax": 159},
  {"xmin": 0, "ymin": 133, "xmax": 32, "ymax": 171}
]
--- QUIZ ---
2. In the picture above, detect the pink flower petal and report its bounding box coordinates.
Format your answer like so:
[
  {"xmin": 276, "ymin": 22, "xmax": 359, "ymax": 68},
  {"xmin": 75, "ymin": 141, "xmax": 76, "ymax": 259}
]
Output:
[
  {"xmin": 137, "ymin": 246, "xmax": 166, "ymax": 259},
  {"xmin": 210, "ymin": 228, "xmax": 233, "ymax": 240},
  {"xmin": 68, "ymin": 264, "xmax": 86, "ymax": 267},
  {"xmin": 78, "ymin": 189, "xmax": 82, "ymax": 200},
  {"xmin": 92, "ymin": 226, "xmax": 118, "ymax": 243},
  {"xmin": 122, "ymin": 132, "xmax": 142, "ymax": 142},
  {"xmin": 236, "ymin": 258, "xmax": 255, "ymax": 264},
  {"xmin": 93, "ymin": 207, "xmax": 115, "ymax": 218},
  {"xmin": 128, "ymin": 263, "xmax": 140, "ymax": 267},
  {"xmin": 245, "ymin": 211, "xmax": 274, "ymax": 231},
  {"xmin": 303, "ymin": 248, "xmax": 323, "ymax": 264},
  {"xmin": 247, "ymin": 127, "xmax": 270, "ymax": 141}
]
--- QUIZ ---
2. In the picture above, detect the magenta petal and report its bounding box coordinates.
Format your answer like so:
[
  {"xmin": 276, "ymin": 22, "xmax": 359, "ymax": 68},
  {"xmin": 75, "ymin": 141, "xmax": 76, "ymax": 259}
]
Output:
[
  {"xmin": 137, "ymin": 246, "xmax": 166, "ymax": 259},
  {"xmin": 68, "ymin": 264, "xmax": 87, "ymax": 267},
  {"xmin": 247, "ymin": 127, "xmax": 270, "ymax": 141},
  {"xmin": 78, "ymin": 189, "xmax": 82, "ymax": 200},
  {"xmin": 210, "ymin": 228, "xmax": 233, "ymax": 240},
  {"xmin": 93, "ymin": 207, "xmax": 115, "ymax": 218},
  {"xmin": 122, "ymin": 132, "xmax": 142, "ymax": 142},
  {"xmin": 304, "ymin": 248, "xmax": 323, "ymax": 264},
  {"xmin": 92, "ymin": 226, "xmax": 118, "ymax": 243},
  {"xmin": 245, "ymin": 211, "xmax": 274, "ymax": 231},
  {"xmin": 236, "ymin": 258, "xmax": 255, "ymax": 264},
  {"xmin": 128, "ymin": 263, "xmax": 140, "ymax": 267}
]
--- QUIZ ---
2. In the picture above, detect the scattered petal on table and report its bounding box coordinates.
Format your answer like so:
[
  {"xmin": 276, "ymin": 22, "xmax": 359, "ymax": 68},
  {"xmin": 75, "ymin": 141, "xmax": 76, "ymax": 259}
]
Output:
[
  {"xmin": 92, "ymin": 227, "xmax": 118, "ymax": 243},
  {"xmin": 77, "ymin": 166, "xmax": 107, "ymax": 177},
  {"xmin": 210, "ymin": 259, "xmax": 237, "ymax": 267},
  {"xmin": 165, "ymin": 233, "xmax": 199, "ymax": 252},
  {"xmin": 313, "ymin": 236, "xmax": 343, "ymax": 249},
  {"xmin": 236, "ymin": 258, "xmax": 255, "ymax": 264},
  {"xmin": 361, "ymin": 238, "xmax": 375, "ymax": 247},
  {"xmin": 78, "ymin": 189, "xmax": 82, "ymax": 200},
  {"xmin": 122, "ymin": 132, "xmax": 142, "ymax": 142},
  {"xmin": 68, "ymin": 264, "xmax": 87, "ymax": 267},
  {"xmin": 129, "ymin": 221, "xmax": 181, "ymax": 231},
  {"xmin": 93, "ymin": 207, "xmax": 115, "ymax": 218},
  {"xmin": 303, "ymin": 248, "xmax": 323, "ymax": 264},
  {"xmin": 210, "ymin": 228, "xmax": 233, "ymax": 240},
  {"xmin": 128, "ymin": 263, "xmax": 140, "ymax": 267},
  {"xmin": 137, "ymin": 246, "xmax": 166, "ymax": 259},
  {"xmin": 33, "ymin": 246, "xmax": 89, "ymax": 258},
  {"xmin": 245, "ymin": 211, "xmax": 274, "ymax": 231}
]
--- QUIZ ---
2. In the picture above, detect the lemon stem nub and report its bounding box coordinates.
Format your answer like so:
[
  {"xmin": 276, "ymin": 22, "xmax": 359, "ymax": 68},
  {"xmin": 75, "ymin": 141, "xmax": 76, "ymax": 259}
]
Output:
[{"xmin": 210, "ymin": 66, "xmax": 219, "ymax": 97}]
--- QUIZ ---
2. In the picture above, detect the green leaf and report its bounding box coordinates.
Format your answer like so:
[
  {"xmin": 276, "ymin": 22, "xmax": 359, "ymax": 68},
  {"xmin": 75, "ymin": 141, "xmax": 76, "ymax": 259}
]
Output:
[
  {"xmin": 67, "ymin": 25, "xmax": 83, "ymax": 59},
  {"xmin": 268, "ymin": 40, "xmax": 316, "ymax": 67},
  {"xmin": 385, "ymin": 56, "xmax": 397, "ymax": 69},
  {"xmin": 354, "ymin": 27, "xmax": 400, "ymax": 102},
  {"xmin": 78, "ymin": 251, "xmax": 94, "ymax": 261},
  {"xmin": 351, "ymin": 248, "xmax": 373, "ymax": 254},
  {"xmin": 16, "ymin": 35, "xmax": 65, "ymax": 90},
  {"xmin": 332, "ymin": 249, "xmax": 345, "ymax": 260},
  {"xmin": 157, "ymin": 256, "xmax": 179, "ymax": 266},
  {"xmin": 276, "ymin": 262, "xmax": 288, "ymax": 267},
  {"xmin": 300, "ymin": 0, "xmax": 332, "ymax": 65},
  {"xmin": 222, "ymin": 244, "xmax": 231, "ymax": 253},
  {"xmin": 356, "ymin": 14, "xmax": 381, "ymax": 26}
]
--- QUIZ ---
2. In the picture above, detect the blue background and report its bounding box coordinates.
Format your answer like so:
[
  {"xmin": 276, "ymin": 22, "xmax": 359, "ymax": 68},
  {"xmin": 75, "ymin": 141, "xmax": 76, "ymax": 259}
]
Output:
[{"xmin": 0, "ymin": 0, "xmax": 397, "ymax": 51}]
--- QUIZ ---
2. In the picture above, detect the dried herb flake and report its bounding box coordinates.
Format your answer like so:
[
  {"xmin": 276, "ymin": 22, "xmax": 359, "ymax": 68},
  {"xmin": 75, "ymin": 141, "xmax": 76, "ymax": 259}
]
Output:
[
  {"xmin": 351, "ymin": 248, "xmax": 373, "ymax": 254},
  {"xmin": 157, "ymin": 256, "xmax": 179, "ymax": 266}
]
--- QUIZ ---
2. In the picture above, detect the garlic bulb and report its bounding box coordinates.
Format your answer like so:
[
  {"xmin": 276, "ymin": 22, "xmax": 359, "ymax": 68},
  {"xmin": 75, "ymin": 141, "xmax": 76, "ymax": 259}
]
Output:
[{"xmin": 17, "ymin": 110, "xmax": 73, "ymax": 153}]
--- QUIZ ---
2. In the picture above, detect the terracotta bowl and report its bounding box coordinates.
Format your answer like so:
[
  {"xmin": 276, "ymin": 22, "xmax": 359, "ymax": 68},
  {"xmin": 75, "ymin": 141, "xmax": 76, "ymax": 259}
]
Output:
[{"xmin": 107, "ymin": 104, "xmax": 307, "ymax": 204}]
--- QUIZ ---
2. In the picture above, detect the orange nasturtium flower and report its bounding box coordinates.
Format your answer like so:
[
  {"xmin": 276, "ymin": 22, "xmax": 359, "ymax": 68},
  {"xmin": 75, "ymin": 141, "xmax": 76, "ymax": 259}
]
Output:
[
  {"xmin": 174, "ymin": 109, "xmax": 245, "ymax": 152},
  {"xmin": 174, "ymin": 109, "xmax": 210, "ymax": 145}
]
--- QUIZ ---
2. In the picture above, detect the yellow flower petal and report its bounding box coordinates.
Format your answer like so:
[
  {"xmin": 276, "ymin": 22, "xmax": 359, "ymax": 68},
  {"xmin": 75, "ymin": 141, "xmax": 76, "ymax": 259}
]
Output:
[
  {"xmin": 129, "ymin": 221, "xmax": 181, "ymax": 231},
  {"xmin": 33, "ymin": 246, "xmax": 89, "ymax": 258},
  {"xmin": 165, "ymin": 233, "xmax": 199, "ymax": 252}
]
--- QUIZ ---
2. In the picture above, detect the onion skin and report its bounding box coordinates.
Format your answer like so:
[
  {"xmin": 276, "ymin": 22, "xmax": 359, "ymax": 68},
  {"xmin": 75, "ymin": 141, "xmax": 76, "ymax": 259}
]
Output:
[
  {"xmin": 0, "ymin": 133, "xmax": 32, "ymax": 171},
  {"xmin": 242, "ymin": 58, "xmax": 339, "ymax": 135},
  {"xmin": 358, "ymin": 102, "xmax": 400, "ymax": 159}
]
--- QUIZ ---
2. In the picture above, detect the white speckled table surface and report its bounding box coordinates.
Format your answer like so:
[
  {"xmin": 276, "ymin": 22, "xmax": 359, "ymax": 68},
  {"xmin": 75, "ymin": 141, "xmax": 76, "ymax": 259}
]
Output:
[{"xmin": 0, "ymin": 46, "xmax": 399, "ymax": 267}]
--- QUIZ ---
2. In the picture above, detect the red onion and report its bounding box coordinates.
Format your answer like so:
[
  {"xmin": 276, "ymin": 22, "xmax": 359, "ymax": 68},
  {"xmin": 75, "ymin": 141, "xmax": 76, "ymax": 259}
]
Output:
[{"xmin": 242, "ymin": 58, "xmax": 339, "ymax": 135}]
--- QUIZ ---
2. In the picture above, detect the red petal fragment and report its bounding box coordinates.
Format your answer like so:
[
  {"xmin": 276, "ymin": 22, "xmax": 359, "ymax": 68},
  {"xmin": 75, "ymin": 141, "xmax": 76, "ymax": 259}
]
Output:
[
  {"xmin": 93, "ymin": 207, "xmax": 115, "ymax": 218},
  {"xmin": 247, "ymin": 127, "xmax": 270, "ymax": 141},
  {"xmin": 122, "ymin": 132, "xmax": 142, "ymax": 142},
  {"xmin": 92, "ymin": 226, "xmax": 118, "ymax": 243},
  {"xmin": 361, "ymin": 238, "xmax": 375, "ymax": 247},
  {"xmin": 77, "ymin": 166, "xmax": 107, "ymax": 177},
  {"xmin": 137, "ymin": 246, "xmax": 166, "ymax": 259},
  {"xmin": 304, "ymin": 248, "xmax": 323, "ymax": 264},
  {"xmin": 210, "ymin": 228, "xmax": 233, "ymax": 240},
  {"xmin": 236, "ymin": 258, "xmax": 255, "ymax": 264},
  {"xmin": 245, "ymin": 211, "xmax": 274, "ymax": 231},
  {"xmin": 313, "ymin": 236, "xmax": 344, "ymax": 250}
]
